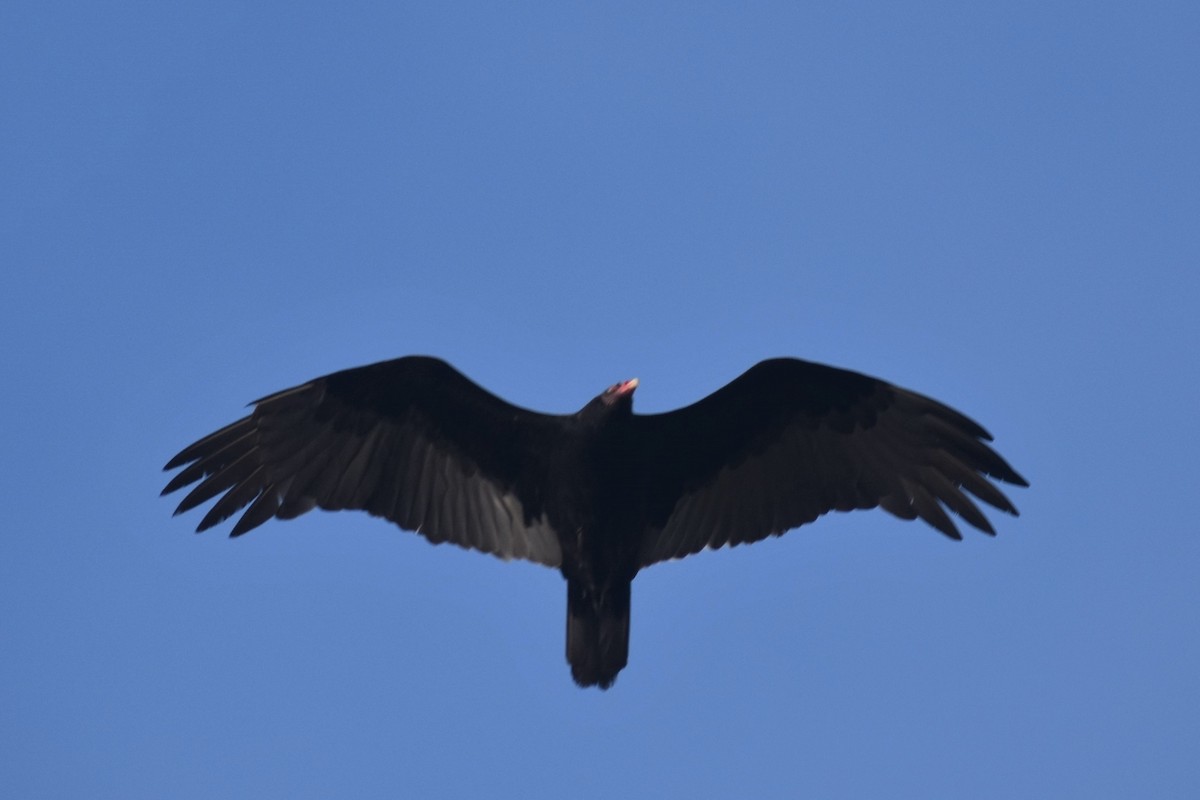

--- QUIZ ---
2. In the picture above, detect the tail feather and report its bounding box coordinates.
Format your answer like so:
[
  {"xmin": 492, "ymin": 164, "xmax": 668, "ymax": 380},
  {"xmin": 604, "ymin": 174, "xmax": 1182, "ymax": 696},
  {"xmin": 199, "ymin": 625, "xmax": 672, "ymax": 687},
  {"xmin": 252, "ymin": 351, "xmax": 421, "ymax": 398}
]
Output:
[{"xmin": 566, "ymin": 579, "xmax": 630, "ymax": 689}]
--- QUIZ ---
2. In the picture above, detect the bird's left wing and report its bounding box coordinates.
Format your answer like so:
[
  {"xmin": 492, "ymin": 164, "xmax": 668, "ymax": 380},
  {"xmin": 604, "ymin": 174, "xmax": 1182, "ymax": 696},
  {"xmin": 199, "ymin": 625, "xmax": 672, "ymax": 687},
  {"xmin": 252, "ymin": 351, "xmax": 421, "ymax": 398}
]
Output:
[
  {"xmin": 162, "ymin": 357, "xmax": 564, "ymax": 567},
  {"xmin": 633, "ymin": 358, "xmax": 1028, "ymax": 567}
]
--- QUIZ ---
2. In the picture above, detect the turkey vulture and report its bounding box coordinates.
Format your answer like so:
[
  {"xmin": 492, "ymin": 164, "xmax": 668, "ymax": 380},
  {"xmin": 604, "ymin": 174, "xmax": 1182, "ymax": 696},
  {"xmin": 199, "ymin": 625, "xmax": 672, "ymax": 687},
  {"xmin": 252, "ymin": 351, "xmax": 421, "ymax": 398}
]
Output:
[{"xmin": 163, "ymin": 356, "xmax": 1027, "ymax": 688}]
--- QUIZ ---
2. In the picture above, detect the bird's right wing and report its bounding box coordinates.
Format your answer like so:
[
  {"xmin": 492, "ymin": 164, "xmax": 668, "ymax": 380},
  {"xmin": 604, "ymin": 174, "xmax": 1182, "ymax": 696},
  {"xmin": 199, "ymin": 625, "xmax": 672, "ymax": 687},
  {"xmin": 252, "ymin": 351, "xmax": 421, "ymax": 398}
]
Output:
[
  {"xmin": 634, "ymin": 359, "xmax": 1027, "ymax": 567},
  {"xmin": 162, "ymin": 357, "xmax": 564, "ymax": 567}
]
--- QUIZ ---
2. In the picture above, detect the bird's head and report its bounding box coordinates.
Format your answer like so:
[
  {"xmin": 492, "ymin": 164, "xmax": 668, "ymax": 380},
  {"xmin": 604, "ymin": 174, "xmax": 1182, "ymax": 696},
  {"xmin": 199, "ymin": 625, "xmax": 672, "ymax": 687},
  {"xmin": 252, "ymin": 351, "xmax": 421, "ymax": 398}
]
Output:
[
  {"xmin": 580, "ymin": 377, "xmax": 638, "ymax": 422},
  {"xmin": 601, "ymin": 378, "xmax": 638, "ymax": 406}
]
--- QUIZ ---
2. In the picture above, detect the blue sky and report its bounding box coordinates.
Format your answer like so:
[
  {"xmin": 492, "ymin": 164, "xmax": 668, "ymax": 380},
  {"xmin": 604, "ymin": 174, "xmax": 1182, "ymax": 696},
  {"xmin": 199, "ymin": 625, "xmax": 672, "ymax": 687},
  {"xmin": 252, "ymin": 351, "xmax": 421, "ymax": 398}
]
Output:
[{"xmin": 3, "ymin": 2, "xmax": 1197, "ymax": 797}]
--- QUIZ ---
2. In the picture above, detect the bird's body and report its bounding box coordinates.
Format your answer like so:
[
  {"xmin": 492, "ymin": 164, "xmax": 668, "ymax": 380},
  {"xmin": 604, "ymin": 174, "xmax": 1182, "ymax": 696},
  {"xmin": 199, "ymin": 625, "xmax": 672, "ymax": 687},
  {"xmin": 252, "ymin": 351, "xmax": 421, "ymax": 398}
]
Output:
[{"xmin": 163, "ymin": 356, "xmax": 1027, "ymax": 688}]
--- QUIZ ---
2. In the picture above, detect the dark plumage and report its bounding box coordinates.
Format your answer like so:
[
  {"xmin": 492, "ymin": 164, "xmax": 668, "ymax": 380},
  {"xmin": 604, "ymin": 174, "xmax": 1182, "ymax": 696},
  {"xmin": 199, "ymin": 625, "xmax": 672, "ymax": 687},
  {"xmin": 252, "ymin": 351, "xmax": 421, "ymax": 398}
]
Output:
[{"xmin": 163, "ymin": 356, "xmax": 1027, "ymax": 688}]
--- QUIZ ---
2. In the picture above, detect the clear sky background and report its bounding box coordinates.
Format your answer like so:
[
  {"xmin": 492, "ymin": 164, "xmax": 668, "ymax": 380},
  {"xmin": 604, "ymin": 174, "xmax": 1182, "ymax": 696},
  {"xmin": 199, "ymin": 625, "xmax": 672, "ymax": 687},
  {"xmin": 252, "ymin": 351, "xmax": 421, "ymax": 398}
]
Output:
[{"xmin": 3, "ymin": 2, "xmax": 1197, "ymax": 798}]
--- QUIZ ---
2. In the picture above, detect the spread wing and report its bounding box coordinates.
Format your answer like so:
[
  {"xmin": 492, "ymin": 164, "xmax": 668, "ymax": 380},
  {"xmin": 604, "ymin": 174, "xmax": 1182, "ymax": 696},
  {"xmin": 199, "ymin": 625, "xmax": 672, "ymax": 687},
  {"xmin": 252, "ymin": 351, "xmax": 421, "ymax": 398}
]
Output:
[
  {"xmin": 162, "ymin": 356, "xmax": 564, "ymax": 567},
  {"xmin": 635, "ymin": 358, "xmax": 1028, "ymax": 567}
]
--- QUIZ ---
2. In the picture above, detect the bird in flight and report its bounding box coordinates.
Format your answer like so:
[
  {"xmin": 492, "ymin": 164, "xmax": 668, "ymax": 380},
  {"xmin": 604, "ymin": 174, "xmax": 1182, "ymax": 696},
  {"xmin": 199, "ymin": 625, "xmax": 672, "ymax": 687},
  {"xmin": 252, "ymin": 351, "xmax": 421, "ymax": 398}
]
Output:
[{"xmin": 163, "ymin": 356, "xmax": 1027, "ymax": 689}]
